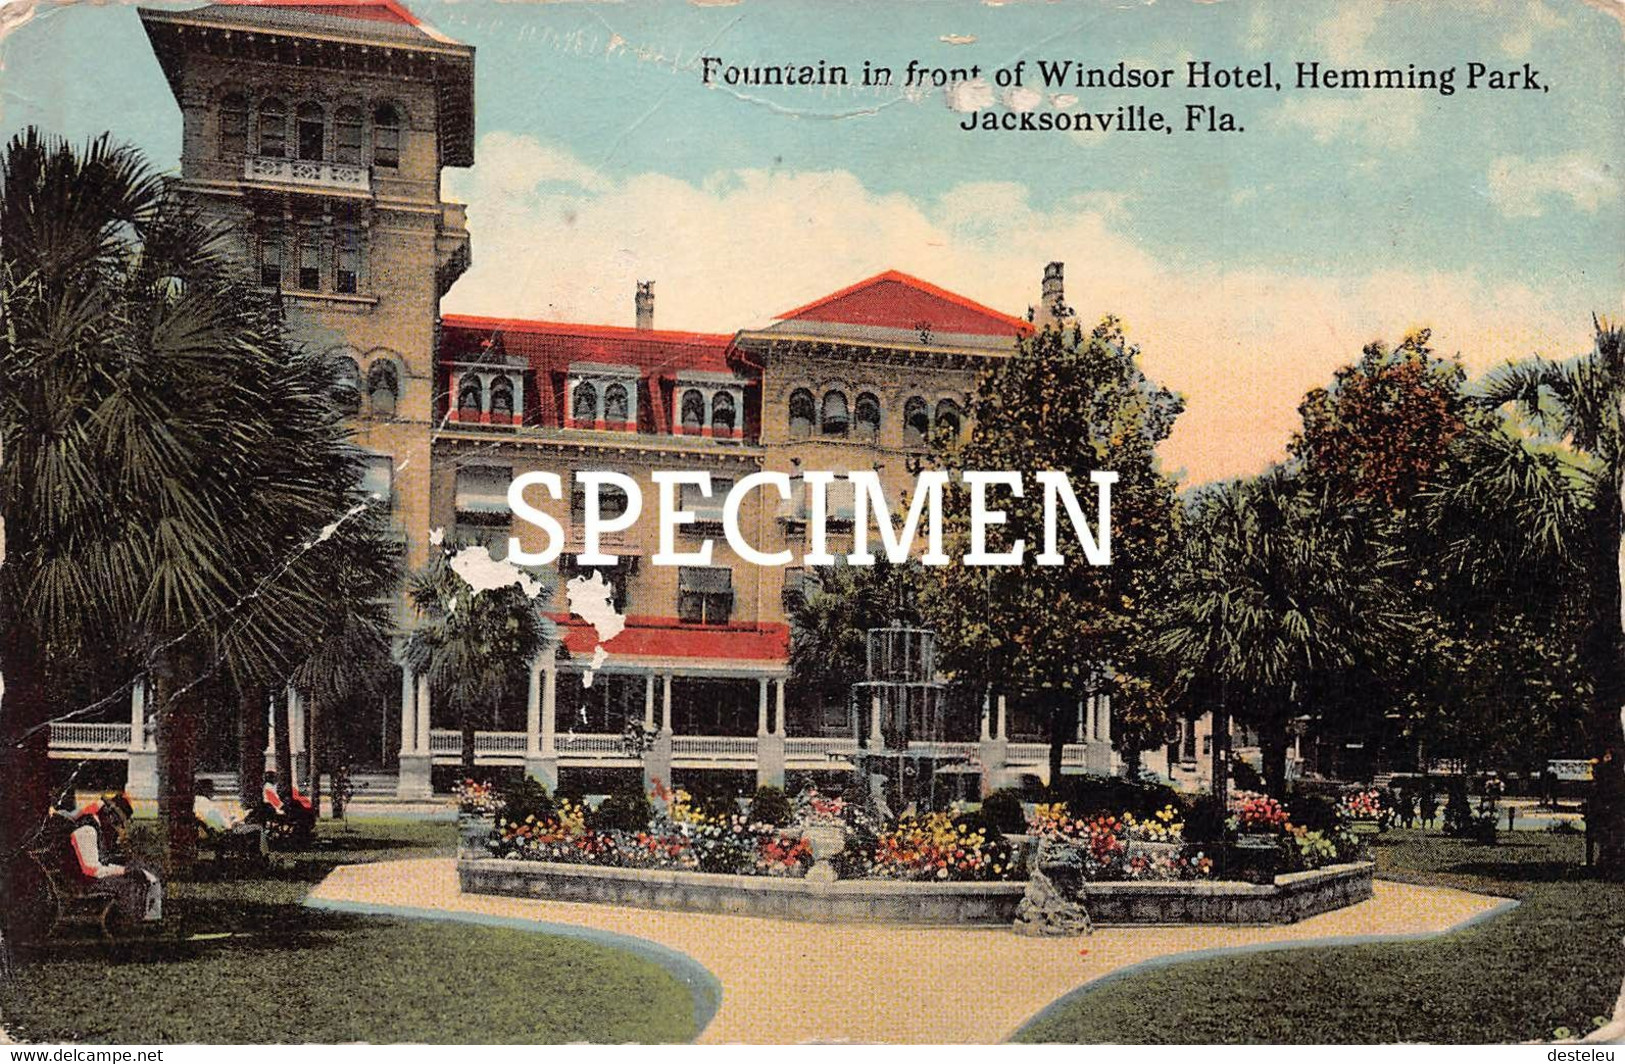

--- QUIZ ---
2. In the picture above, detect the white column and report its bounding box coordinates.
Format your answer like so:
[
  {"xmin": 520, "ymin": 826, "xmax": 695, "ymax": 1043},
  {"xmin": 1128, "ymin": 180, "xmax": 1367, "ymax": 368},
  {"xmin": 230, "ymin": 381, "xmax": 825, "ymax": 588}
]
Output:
[
  {"xmin": 526, "ymin": 657, "xmax": 542, "ymax": 756},
  {"xmin": 400, "ymin": 666, "xmax": 416, "ymax": 755},
  {"xmin": 774, "ymin": 678, "xmax": 786, "ymax": 737},
  {"xmin": 129, "ymin": 679, "xmax": 146, "ymax": 752},
  {"xmin": 541, "ymin": 661, "xmax": 557, "ymax": 756},
  {"xmin": 869, "ymin": 694, "xmax": 882, "ymax": 749},
  {"xmin": 1099, "ymin": 690, "xmax": 1111, "ymax": 745},
  {"xmin": 996, "ymin": 693, "xmax": 1008, "ymax": 741},
  {"xmin": 416, "ymin": 674, "xmax": 431, "ymax": 753},
  {"xmin": 644, "ymin": 674, "xmax": 656, "ymax": 730},
  {"xmin": 757, "ymin": 678, "xmax": 770, "ymax": 736},
  {"xmin": 660, "ymin": 673, "xmax": 672, "ymax": 734},
  {"xmin": 1076, "ymin": 699, "xmax": 1086, "ymax": 742},
  {"xmin": 979, "ymin": 690, "xmax": 991, "ymax": 741},
  {"xmin": 287, "ymin": 688, "xmax": 305, "ymax": 755},
  {"xmin": 1084, "ymin": 692, "xmax": 1097, "ymax": 743}
]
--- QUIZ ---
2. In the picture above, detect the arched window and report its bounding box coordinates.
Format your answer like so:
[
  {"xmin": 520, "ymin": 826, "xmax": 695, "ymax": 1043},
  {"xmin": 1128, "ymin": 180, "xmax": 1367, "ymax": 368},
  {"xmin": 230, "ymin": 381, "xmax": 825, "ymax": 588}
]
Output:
[
  {"xmin": 571, "ymin": 381, "xmax": 598, "ymax": 424},
  {"xmin": 258, "ymin": 98, "xmax": 287, "ymax": 158},
  {"xmin": 904, "ymin": 396, "xmax": 930, "ymax": 446},
  {"xmin": 373, "ymin": 103, "xmax": 400, "ymax": 169},
  {"xmin": 854, "ymin": 392, "xmax": 881, "ymax": 439},
  {"xmin": 296, "ymin": 102, "xmax": 325, "ymax": 162},
  {"xmin": 820, "ymin": 390, "xmax": 849, "ymax": 436},
  {"xmin": 219, "ymin": 93, "xmax": 247, "ymax": 158},
  {"xmin": 489, "ymin": 378, "xmax": 514, "ymax": 419},
  {"xmin": 788, "ymin": 388, "xmax": 815, "ymax": 439},
  {"xmin": 603, "ymin": 383, "xmax": 629, "ymax": 424},
  {"xmin": 367, "ymin": 360, "xmax": 398, "ymax": 418},
  {"xmin": 458, "ymin": 373, "xmax": 484, "ymax": 414},
  {"xmin": 680, "ymin": 389, "xmax": 706, "ymax": 432},
  {"xmin": 335, "ymin": 106, "xmax": 363, "ymax": 166},
  {"xmin": 711, "ymin": 391, "xmax": 736, "ymax": 434},
  {"xmin": 331, "ymin": 355, "xmax": 361, "ymax": 415},
  {"xmin": 934, "ymin": 398, "xmax": 962, "ymax": 440}
]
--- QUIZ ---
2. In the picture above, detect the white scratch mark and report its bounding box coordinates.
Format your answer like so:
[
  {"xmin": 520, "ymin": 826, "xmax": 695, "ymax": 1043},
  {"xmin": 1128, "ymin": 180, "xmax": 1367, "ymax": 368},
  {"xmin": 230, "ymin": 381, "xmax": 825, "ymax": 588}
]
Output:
[
  {"xmin": 447, "ymin": 544, "xmax": 546, "ymax": 599},
  {"xmin": 566, "ymin": 571, "xmax": 625, "ymax": 686}
]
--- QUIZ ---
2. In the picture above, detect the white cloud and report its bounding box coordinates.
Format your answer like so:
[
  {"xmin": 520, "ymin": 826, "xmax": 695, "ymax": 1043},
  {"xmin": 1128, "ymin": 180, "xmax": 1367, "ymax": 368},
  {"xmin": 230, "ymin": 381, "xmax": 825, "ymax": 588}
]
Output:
[
  {"xmin": 1487, "ymin": 152, "xmax": 1620, "ymax": 216},
  {"xmin": 1500, "ymin": 0, "xmax": 1567, "ymax": 57},
  {"xmin": 1311, "ymin": 4, "xmax": 1384, "ymax": 65},
  {"xmin": 442, "ymin": 132, "xmax": 1601, "ymax": 484},
  {"xmin": 1272, "ymin": 93, "xmax": 1423, "ymax": 148}
]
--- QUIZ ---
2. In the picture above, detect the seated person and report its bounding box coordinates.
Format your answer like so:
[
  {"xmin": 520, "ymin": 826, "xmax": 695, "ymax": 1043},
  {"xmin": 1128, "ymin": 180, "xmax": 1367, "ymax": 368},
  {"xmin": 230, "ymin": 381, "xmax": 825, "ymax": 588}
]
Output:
[
  {"xmin": 63, "ymin": 793, "xmax": 162, "ymax": 924},
  {"xmin": 195, "ymin": 780, "xmax": 266, "ymax": 861},
  {"xmin": 254, "ymin": 771, "xmax": 315, "ymax": 840}
]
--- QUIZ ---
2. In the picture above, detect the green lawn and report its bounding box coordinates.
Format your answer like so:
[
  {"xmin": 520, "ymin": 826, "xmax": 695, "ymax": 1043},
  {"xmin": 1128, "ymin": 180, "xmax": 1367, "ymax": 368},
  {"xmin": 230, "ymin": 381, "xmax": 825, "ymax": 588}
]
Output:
[
  {"xmin": 0, "ymin": 818, "xmax": 699, "ymax": 1044},
  {"xmin": 1016, "ymin": 829, "xmax": 1625, "ymax": 1044}
]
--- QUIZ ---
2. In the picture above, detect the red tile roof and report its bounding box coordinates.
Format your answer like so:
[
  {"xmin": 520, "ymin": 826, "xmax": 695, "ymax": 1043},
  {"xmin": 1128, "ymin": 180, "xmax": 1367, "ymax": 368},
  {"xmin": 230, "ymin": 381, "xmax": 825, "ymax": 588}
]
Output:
[
  {"xmin": 439, "ymin": 314, "xmax": 751, "ymax": 434},
  {"xmin": 775, "ymin": 269, "xmax": 1033, "ymax": 337},
  {"xmin": 214, "ymin": 0, "xmax": 423, "ymax": 25},
  {"xmin": 556, "ymin": 616, "xmax": 789, "ymax": 665}
]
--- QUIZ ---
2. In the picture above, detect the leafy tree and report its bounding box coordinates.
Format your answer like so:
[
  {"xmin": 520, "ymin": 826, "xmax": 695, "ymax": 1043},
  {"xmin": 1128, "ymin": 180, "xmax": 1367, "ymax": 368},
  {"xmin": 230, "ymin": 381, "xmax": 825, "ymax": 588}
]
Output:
[
  {"xmin": 1291, "ymin": 330, "xmax": 1475, "ymax": 510},
  {"xmin": 1424, "ymin": 322, "xmax": 1623, "ymax": 877},
  {"xmin": 787, "ymin": 558, "xmax": 921, "ymax": 727},
  {"xmin": 925, "ymin": 317, "xmax": 1183, "ymax": 786},
  {"xmin": 0, "ymin": 130, "xmax": 377, "ymax": 881},
  {"xmin": 1154, "ymin": 471, "xmax": 1409, "ymax": 801},
  {"xmin": 403, "ymin": 539, "xmax": 554, "ymax": 771}
]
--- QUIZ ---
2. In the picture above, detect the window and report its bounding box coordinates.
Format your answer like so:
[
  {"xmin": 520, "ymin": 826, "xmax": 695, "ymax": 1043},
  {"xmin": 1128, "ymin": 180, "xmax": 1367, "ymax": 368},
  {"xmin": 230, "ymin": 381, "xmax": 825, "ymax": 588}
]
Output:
[
  {"xmin": 680, "ymin": 389, "xmax": 706, "ymax": 432},
  {"xmin": 358, "ymin": 452, "xmax": 393, "ymax": 503},
  {"xmin": 454, "ymin": 467, "xmax": 512, "ymax": 559},
  {"xmin": 603, "ymin": 383, "xmax": 630, "ymax": 424},
  {"xmin": 489, "ymin": 378, "xmax": 514, "ymax": 420},
  {"xmin": 571, "ymin": 482, "xmax": 631, "ymax": 524},
  {"xmin": 1181, "ymin": 719, "xmax": 1197, "ymax": 761},
  {"xmin": 373, "ymin": 104, "xmax": 400, "ymax": 168},
  {"xmin": 681, "ymin": 477, "xmax": 731, "ymax": 525},
  {"xmin": 904, "ymin": 396, "xmax": 930, "ymax": 446},
  {"xmin": 854, "ymin": 392, "xmax": 881, "ymax": 439},
  {"xmin": 334, "ymin": 106, "xmax": 363, "ymax": 165},
  {"xmin": 259, "ymin": 225, "xmax": 282, "ymax": 288},
  {"xmin": 297, "ymin": 103, "xmax": 324, "ymax": 162},
  {"xmin": 367, "ymin": 360, "xmax": 398, "ymax": 417},
  {"xmin": 457, "ymin": 373, "xmax": 483, "ymax": 414},
  {"xmin": 258, "ymin": 98, "xmax": 287, "ymax": 158},
  {"xmin": 935, "ymin": 398, "xmax": 962, "ymax": 439},
  {"xmin": 297, "ymin": 233, "xmax": 320, "ymax": 291},
  {"xmin": 331, "ymin": 355, "xmax": 361, "ymax": 415},
  {"xmin": 820, "ymin": 390, "xmax": 849, "ymax": 436},
  {"xmin": 335, "ymin": 228, "xmax": 360, "ymax": 294},
  {"xmin": 220, "ymin": 93, "xmax": 247, "ymax": 158},
  {"xmin": 710, "ymin": 391, "xmax": 736, "ymax": 434},
  {"xmin": 571, "ymin": 381, "xmax": 597, "ymax": 424},
  {"xmin": 788, "ymin": 388, "xmax": 814, "ymax": 439},
  {"xmin": 678, "ymin": 566, "xmax": 733, "ymax": 625}
]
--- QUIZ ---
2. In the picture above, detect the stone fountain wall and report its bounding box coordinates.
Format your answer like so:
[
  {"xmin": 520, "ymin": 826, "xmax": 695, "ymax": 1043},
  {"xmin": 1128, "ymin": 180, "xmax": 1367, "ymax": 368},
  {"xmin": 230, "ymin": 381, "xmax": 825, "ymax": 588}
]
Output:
[{"xmin": 457, "ymin": 859, "xmax": 1375, "ymax": 926}]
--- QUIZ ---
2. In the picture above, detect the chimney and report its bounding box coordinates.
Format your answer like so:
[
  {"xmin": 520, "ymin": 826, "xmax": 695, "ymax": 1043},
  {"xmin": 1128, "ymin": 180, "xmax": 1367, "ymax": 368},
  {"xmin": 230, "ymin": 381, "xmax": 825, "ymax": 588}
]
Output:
[
  {"xmin": 635, "ymin": 280, "xmax": 655, "ymax": 331},
  {"xmin": 1033, "ymin": 261, "xmax": 1067, "ymax": 328}
]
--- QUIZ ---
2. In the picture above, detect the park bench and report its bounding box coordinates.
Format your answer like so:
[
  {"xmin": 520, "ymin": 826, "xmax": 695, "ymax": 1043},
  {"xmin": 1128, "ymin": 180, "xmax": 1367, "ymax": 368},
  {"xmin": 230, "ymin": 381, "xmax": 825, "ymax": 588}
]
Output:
[{"xmin": 25, "ymin": 844, "xmax": 119, "ymax": 941}]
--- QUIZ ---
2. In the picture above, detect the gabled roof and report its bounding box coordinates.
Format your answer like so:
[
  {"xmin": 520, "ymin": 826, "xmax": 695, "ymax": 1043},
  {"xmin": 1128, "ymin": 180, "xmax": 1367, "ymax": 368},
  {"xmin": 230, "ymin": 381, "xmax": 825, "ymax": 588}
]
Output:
[
  {"xmin": 774, "ymin": 270, "xmax": 1032, "ymax": 338},
  {"xmin": 145, "ymin": 0, "xmax": 461, "ymax": 47}
]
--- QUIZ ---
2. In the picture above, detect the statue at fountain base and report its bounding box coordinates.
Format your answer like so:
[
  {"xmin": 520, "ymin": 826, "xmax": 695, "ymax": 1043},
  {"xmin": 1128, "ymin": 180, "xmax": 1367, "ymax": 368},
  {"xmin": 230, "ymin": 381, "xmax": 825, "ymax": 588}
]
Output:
[{"xmin": 1011, "ymin": 870, "xmax": 1093, "ymax": 937}]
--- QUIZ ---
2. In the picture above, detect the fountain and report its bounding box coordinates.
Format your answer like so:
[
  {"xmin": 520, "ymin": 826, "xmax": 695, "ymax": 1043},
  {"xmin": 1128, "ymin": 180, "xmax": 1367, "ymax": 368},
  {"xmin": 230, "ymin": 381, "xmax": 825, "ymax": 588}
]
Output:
[{"xmin": 849, "ymin": 622, "xmax": 968, "ymax": 817}]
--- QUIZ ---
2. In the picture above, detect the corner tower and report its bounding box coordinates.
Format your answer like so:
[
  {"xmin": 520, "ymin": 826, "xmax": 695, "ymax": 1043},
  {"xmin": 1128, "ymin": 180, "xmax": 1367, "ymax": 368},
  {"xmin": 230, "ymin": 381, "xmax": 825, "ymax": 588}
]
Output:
[{"xmin": 140, "ymin": 0, "xmax": 475, "ymax": 568}]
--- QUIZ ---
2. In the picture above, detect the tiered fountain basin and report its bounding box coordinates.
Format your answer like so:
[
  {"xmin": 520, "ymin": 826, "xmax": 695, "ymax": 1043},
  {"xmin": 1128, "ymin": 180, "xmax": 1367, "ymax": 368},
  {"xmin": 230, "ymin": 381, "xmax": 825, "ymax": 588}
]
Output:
[{"xmin": 456, "ymin": 857, "xmax": 1375, "ymax": 926}]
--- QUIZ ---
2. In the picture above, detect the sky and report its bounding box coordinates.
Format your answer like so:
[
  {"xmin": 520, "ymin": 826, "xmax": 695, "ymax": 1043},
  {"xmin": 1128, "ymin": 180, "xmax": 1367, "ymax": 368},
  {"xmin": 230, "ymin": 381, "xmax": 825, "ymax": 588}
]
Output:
[{"xmin": 1, "ymin": 0, "xmax": 1621, "ymax": 484}]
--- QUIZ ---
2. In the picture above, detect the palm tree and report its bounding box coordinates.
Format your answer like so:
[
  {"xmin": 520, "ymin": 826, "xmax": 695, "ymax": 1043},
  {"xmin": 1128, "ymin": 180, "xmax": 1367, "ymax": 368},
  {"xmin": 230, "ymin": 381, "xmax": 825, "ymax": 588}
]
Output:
[
  {"xmin": 1435, "ymin": 322, "xmax": 1623, "ymax": 876},
  {"xmin": 1154, "ymin": 470, "xmax": 1409, "ymax": 802},
  {"xmin": 402, "ymin": 539, "xmax": 553, "ymax": 772},
  {"xmin": 0, "ymin": 130, "xmax": 377, "ymax": 886}
]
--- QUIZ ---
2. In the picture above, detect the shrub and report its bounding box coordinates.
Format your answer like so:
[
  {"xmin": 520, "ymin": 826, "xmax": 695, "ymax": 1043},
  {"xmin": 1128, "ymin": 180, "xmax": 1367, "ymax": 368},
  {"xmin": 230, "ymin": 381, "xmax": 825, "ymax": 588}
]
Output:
[
  {"xmin": 1442, "ymin": 778, "xmax": 1474, "ymax": 837},
  {"xmin": 1231, "ymin": 759, "xmax": 1265, "ymax": 794},
  {"xmin": 589, "ymin": 788, "xmax": 654, "ymax": 832},
  {"xmin": 980, "ymin": 788, "xmax": 1028, "ymax": 835},
  {"xmin": 748, "ymin": 785, "xmax": 793, "ymax": 827},
  {"xmin": 1055, "ymin": 776, "xmax": 1187, "ymax": 820},
  {"xmin": 1183, "ymin": 795, "xmax": 1229, "ymax": 846},
  {"xmin": 499, "ymin": 776, "xmax": 555, "ymax": 825},
  {"xmin": 1289, "ymin": 794, "xmax": 1343, "ymax": 835}
]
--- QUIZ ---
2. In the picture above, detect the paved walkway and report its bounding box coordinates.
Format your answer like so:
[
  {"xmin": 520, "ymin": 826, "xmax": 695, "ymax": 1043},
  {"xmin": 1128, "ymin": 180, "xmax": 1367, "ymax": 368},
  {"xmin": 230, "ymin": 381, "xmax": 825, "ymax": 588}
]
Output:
[{"xmin": 308, "ymin": 859, "xmax": 1511, "ymax": 1044}]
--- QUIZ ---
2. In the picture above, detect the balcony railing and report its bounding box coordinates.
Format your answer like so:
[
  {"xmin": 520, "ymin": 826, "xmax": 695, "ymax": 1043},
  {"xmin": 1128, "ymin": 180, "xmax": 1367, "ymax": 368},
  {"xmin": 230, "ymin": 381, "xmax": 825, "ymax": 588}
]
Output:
[
  {"xmin": 245, "ymin": 156, "xmax": 371, "ymax": 194},
  {"xmin": 48, "ymin": 721, "xmax": 138, "ymax": 759}
]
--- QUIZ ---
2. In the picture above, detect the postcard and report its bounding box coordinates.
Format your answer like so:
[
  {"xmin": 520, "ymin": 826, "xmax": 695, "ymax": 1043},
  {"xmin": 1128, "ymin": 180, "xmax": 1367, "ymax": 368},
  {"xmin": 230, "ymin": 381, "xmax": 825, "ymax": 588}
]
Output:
[{"xmin": 0, "ymin": 0, "xmax": 1620, "ymax": 1050}]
